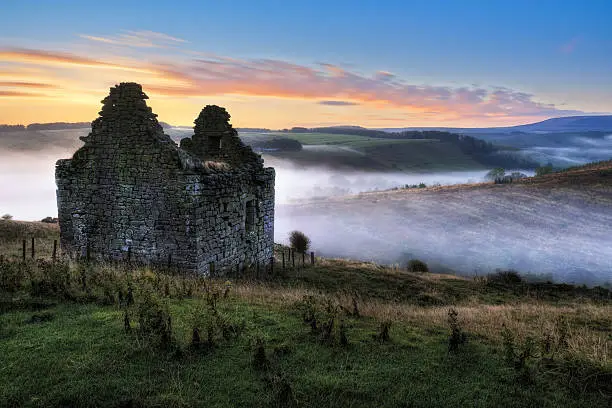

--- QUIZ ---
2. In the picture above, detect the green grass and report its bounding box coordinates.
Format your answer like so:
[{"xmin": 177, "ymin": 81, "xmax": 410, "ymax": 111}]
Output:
[
  {"xmin": 0, "ymin": 235, "xmax": 610, "ymax": 407},
  {"xmin": 264, "ymin": 132, "xmax": 376, "ymax": 146},
  {"xmin": 254, "ymin": 132, "xmax": 484, "ymax": 172},
  {"xmin": 1, "ymin": 294, "xmax": 608, "ymax": 408}
]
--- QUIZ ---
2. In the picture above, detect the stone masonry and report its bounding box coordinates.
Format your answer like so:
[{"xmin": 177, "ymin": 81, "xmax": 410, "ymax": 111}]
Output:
[{"xmin": 56, "ymin": 82, "xmax": 275, "ymax": 275}]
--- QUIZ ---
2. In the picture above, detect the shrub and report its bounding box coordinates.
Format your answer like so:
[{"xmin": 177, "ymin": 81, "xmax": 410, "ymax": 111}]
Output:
[
  {"xmin": 1, "ymin": 214, "xmax": 13, "ymax": 220},
  {"xmin": 407, "ymin": 259, "xmax": 429, "ymax": 273},
  {"xmin": 488, "ymin": 270, "xmax": 522, "ymax": 285},
  {"xmin": 374, "ymin": 320, "xmax": 392, "ymax": 343},
  {"xmin": 486, "ymin": 167, "xmax": 505, "ymax": 181},
  {"xmin": 289, "ymin": 230, "xmax": 311, "ymax": 253},
  {"xmin": 535, "ymin": 162, "xmax": 554, "ymax": 176},
  {"xmin": 447, "ymin": 308, "xmax": 467, "ymax": 352},
  {"xmin": 134, "ymin": 287, "xmax": 174, "ymax": 349}
]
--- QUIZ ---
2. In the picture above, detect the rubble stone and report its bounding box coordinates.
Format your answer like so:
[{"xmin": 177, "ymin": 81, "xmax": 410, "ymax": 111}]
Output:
[{"xmin": 56, "ymin": 82, "xmax": 275, "ymax": 275}]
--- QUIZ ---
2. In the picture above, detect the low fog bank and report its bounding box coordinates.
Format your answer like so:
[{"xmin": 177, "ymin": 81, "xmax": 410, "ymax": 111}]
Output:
[
  {"xmin": 518, "ymin": 134, "xmax": 612, "ymax": 167},
  {"xmin": 2, "ymin": 149, "xmax": 610, "ymax": 286},
  {"xmin": 275, "ymin": 187, "xmax": 612, "ymax": 286},
  {"xmin": 268, "ymin": 157, "xmax": 533, "ymax": 204},
  {"xmin": 1, "ymin": 149, "xmax": 511, "ymax": 220},
  {"xmin": 0, "ymin": 149, "xmax": 66, "ymax": 220}
]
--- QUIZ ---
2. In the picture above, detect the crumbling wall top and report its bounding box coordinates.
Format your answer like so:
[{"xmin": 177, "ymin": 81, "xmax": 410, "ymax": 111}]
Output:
[{"xmin": 182, "ymin": 105, "xmax": 264, "ymax": 168}]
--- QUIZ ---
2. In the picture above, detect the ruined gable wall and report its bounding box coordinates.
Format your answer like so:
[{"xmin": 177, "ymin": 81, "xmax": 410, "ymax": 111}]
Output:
[
  {"xmin": 56, "ymin": 83, "xmax": 276, "ymax": 276},
  {"xmin": 56, "ymin": 83, "xmax": 200, "ymax": 269}
]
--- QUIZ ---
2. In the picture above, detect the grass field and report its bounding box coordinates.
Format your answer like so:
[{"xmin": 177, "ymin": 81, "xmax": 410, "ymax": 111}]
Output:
[{"xmin": 0, "ymin": 220, "xmax": 610, "ymax": 407}]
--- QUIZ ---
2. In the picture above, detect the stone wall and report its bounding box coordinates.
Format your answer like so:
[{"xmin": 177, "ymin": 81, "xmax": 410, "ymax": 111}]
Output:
[{"xmin": 56, "ymin": 82, "xmax": 274, "ymax": 275}]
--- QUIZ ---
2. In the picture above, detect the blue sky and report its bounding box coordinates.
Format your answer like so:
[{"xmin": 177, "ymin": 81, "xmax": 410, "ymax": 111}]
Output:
[{"xmin": 1, "ymin": 0, "xmax": 611, "ymax": 127}]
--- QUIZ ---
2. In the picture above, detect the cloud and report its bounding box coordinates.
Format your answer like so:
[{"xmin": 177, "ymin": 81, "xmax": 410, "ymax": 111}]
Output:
[
  {"xmin": 0, "ymin": 90, "xmax": 49, "ymax": 97},
  {"xmin": 560, "ymin": 37, "xmax": 581, "ymax": 54},
  {"xmin": 0, "ymin": 81, "xmax": 57, "ymax": 88},
  {"xmin": 80, "ymin": 30, "xmax": 187, "ymax": 48},
  {"xmin": 374, "ymin": 71, "xmax": 395, "ymax": 81},
  {"xmin": 317, "ymin": 100, "xmax": 360, "ymax": 106},
  {"xmin": 0, "ymin": 41, "xmax": 604, "ymax": 124},
  {"xmin": 0, "ymin": 47, "xmax": 156, "ymax": 74}
]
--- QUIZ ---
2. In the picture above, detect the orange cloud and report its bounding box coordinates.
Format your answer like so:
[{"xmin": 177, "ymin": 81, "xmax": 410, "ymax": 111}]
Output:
[
  {"xmin": 0, "ymin": 81, "xmax": 57, "ymax": 88},
  {"xmin": 0, "ymin": 90, "xmax": 50, "ymax": 97},
  {"xmin": 0, "ymin": 37, "xmax": 603, "ymax": 127},
  {"xmin": 0, "ymin": 47, "xmax": 156, "ymax": 74}
]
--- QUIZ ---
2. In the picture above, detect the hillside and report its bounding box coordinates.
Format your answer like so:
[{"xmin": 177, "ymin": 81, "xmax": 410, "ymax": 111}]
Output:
[
  {"xmin": 379, "ymin": 115, "xmax": 612, "ymax": 134},
  {"xmin": 1, "ymin": 126, "xmax": 536, "ymax": 173},
  {"xmin": 276, "ymin": 161, "xmax": 612, "ymax": 285},
  {"xmin": 0, "ymin": 222, "xmax": 610, "ymax": 407}
]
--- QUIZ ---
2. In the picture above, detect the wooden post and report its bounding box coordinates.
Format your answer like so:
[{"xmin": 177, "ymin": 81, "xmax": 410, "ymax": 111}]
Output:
[
  {"xmin": 86, "ymin": 244, "xmax": 91, "ymax": 263},
  {"xmin": 167, "ymin": 253, "xmax": 172, "ymax": 268},
  {"xmin": 22, "ymin": 239, "xmax": 26, "ymax": 261},
  {"xmin": 311, "ymin": 251, "xmax": 315, "ymax": 265},
  {"xmin": 282, "ymin": 251, "xmax": 285, "ymax": 271},
  {"xmin": 31, "ymin": 237, "xmax": 35, "ymax": 259},
  {"xmin": 256, "ymin": 261, "xmax": 260, "ymax": 279},
  {"xmin": 52, "ymin": 240, "xmax": 58, "ymax": 262},
  {"xmin": 302, "ymin": 251, "xmax": 305, "ymax": 266},
  {"xmin": 127, "ymin": 247, "xmax": 132, "ymax": 264},
  {"xmin": 209, "ymin": 261, "xmax": 215, "ymax": 277},
  {"xmin": 291, "ymin": 249, "xmax": 295, "ymax": 268}
]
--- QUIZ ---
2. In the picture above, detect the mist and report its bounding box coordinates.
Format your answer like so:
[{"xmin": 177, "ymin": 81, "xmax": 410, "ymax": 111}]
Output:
[
  {"xmin": 519, "ymin": 134, "xmax": 612, "ymax": 166},
  {"xmin": 275, "ymin": 187, "xmax": 612, "ymax": 285},
  {"xmin": 1, "ymin": 147, "xmax": 610, "ymax": 285}
]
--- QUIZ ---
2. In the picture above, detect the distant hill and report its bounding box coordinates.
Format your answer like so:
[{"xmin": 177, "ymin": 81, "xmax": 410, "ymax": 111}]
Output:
[
  {"xmin": 26, "ymin": 122, "xmax": 90, "ymax": 130},
  {"xmin": 378, "ymin": 115, "xmax": 612, "ymax": 134}
]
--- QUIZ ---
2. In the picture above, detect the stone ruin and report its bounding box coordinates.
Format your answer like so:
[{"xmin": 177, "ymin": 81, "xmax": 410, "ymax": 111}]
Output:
[{"xmin": 55, "ymin": 82, "xmax": 275, "ymax": 275}]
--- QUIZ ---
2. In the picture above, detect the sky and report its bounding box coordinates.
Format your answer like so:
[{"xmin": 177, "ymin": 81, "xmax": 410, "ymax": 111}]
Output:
[{"xmin": 1, "ymin": 0, "xmax": 611, "ymax": 128}]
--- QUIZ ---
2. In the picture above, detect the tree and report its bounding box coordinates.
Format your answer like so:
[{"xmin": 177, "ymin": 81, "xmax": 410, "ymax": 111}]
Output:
[
  {"xmin": 407, "ymin": 259, "xmax": 429, "ymax": 272},
  {"xmin": 1, "ymin": 214, "xmax": 13, "ymax": 220},
  {"xmin": 289, "ymin": 230, "xmax": 311, "ymax": 253},
  {"xmin": 486, "ymin": 168, "xmax": 505, "ymax": 180},
  {"xmin": 535, "ymin": 162, "xmax": 554, "ymax": 176}
]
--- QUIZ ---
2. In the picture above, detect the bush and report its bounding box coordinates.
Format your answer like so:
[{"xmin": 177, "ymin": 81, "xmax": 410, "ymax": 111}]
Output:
[
  {"xmin": 488, "ymin": 270, "xmax": 522, "ymax": 285},
  {"xmin": 448, "ymin": 308, "xmax": 467, "ymax": 352},
  {"xmin": 406, "ymin": 259, "xmax": 429, "ymax": 273},
  {"xmin": 40, "ymin": 217, "xmax": 58, "ymax": 224},
  {"xmin": 289, "ymin": 230, "xmax": 311, "ymax": 253},
  {"xmin": 535, "ymin": 162, "xmax": 554, "ymax": 176},
  {"xmin": 486, "ymin": 167, "xmax": 505, "ymax": 180},
  {"xmin": 1, "ymin": 214, "xmax": 13, "ymax": 220}
]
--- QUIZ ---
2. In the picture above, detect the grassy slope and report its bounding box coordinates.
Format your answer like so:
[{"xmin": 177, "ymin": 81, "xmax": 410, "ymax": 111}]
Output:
[
  {"xmin": 0, "ymin": 221, "xmax": 59, "ymax": 260},
  {"xmin": 258, "ymin": 132, "xmax": 484, "ymax": 172},
  {"xmin": 0, "ymin": 227, "xmax": 610, "ymax": 407}
]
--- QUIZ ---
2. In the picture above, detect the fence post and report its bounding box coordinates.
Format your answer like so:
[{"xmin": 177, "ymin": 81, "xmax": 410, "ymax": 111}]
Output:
[
  {"xmin": 256, "ymin": 261, "xmax": 260, "ymax": 279},
  {"xmin": 52, "ymin": 240, "xmax": 58, "ymax": 262},
  {"xmin": 292, "ymin": 249, "xmax": 295, "ymax": 268},
  {"xmin": 209, "ymin": 261, "xmax": 215, "ymax": 277},
  {"xmin": 302, "ymin": 252, "xmax": 305, "ymax": 267},
  {"xmin": 282, "ymin": 251, "xmax": 285, "ymax": 271},
  {"xmin": 22, "ymin": 239, "xmax": 26, "ymax": 261},
  {"xmin": 127, "ymin": 247, "xmax": 131, "ymax": 264},
  {"xmin": 167, "ymin": 253, "xmax": 172, "ymax": 268},
  {"xmin": 86, "ymin": 244, "xmax": 91, "ymax": 263},
  {"xmin": 31, "ymin": 237, "xmax": 35, "ymax": 259},
  {"xmin": 311, "ymin": 251, "xmax": 315, "ymax": 265}
]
